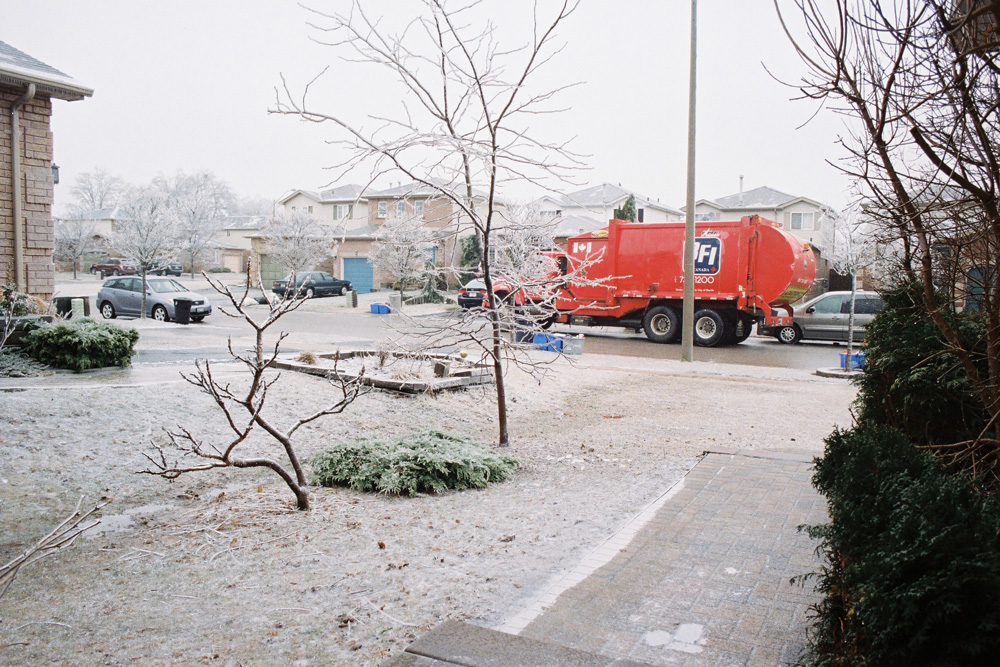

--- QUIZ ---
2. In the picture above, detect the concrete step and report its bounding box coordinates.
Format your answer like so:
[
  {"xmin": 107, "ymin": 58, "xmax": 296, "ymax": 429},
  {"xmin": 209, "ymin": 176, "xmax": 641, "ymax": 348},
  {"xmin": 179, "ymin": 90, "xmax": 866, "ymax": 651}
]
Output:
[{"xmin": 384, "ymin": 620, "xmax": 655, "ymax": 667}]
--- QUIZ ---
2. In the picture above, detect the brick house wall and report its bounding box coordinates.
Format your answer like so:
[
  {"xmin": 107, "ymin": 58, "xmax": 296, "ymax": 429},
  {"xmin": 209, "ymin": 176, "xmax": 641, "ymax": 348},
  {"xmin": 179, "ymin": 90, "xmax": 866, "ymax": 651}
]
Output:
[{"xmin": 0, "ymin": 89, "xmax": 56, "ymax": 299}]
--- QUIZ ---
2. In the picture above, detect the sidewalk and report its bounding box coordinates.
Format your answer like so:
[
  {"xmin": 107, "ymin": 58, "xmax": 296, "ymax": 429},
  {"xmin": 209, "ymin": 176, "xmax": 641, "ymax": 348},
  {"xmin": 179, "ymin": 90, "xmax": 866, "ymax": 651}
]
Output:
[{"xmin": 389, "ymin": 448, "xmax": 825, "ymax": 666}]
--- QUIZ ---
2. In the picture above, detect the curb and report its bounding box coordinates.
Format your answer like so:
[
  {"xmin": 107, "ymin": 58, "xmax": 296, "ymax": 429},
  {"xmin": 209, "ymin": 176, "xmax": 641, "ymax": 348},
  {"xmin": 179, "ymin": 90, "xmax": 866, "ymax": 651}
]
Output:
[{"xmin": 815, "ymin": 366, "xmax": 862, "ymax": 379}]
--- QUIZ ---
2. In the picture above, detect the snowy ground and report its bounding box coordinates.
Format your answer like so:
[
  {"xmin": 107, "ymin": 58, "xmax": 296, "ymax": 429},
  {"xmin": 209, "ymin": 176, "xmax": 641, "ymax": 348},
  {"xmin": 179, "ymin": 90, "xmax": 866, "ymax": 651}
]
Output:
[{"xmin": 0, "ymin": 321, "xmax": 856, "ymax": 666}]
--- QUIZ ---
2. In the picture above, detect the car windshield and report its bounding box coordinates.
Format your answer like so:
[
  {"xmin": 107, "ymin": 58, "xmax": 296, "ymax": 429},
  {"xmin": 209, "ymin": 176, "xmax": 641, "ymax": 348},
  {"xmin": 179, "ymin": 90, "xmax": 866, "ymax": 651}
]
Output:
[
  {"xmin": 464, "ymin": 280, "xmax": 486, "ymax": 290},
  {"xmin": 147, "ymin": 278, "xmax": 187, "ymax": 293}
]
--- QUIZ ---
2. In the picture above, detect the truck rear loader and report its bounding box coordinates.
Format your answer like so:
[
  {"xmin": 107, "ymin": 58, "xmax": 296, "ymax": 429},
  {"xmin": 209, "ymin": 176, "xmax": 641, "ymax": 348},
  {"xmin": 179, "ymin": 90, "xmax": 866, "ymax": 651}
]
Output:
[{"xmin": 544, "ymin": 215, "xmax": 816, "ymax": 346}]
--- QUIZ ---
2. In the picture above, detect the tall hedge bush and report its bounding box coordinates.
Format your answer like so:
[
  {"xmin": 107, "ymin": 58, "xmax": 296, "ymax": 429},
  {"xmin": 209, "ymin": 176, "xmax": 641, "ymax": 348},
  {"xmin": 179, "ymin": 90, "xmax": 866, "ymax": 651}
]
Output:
[
  {"xmin": 803, "ymin": 426, "xmax": 1000, "ymax": 666},
  {"xmin": 854, "ymin": 285, "xmax": 988, "ymax": 448},
  {"xmin": 22, "ymin": 318, "xmax": 139, "ymax": 372}
]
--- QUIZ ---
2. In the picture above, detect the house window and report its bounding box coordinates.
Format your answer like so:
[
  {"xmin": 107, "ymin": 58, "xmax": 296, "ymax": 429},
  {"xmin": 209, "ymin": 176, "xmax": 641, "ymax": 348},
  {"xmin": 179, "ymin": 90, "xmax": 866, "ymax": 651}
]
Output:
[
  {"xmin": 336, "ymin": 204, "xmax": 350, "ymax": 220},
  {"xmin": 414, "ymin": 200, "xmax": 424, "ymax": 217},
  {"xmin": 637, "ymin": 208, "xmax": 645, "ymax": 223},
  {"xmin": 396, "ymin": 201, "xmax": 407, "ymax": 216},
  {"xmin": 377, "ymin": 201, "xmax": 387, "ymax": 218},
  {"xmin": 541, "ymin": 209, "xmax": 562, "ymax": 217},
  {"xmin": 790, "ymin": 212, "xmax": 814, "ymax": 230},
  {"xmin": 307, "ymin": 206, "xmax": 313, "ymax": 214}
]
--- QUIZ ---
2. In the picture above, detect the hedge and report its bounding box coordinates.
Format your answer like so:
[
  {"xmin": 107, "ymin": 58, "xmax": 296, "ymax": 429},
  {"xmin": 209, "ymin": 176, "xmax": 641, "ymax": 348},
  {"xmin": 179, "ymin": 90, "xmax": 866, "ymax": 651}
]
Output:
[
  {"xmin": 801, "ymin": 425, "xmax": 1000, "ymax": 666},
  {"xmin": 21, "ymin": 318, "xmax": 139, "ymax": 372}
]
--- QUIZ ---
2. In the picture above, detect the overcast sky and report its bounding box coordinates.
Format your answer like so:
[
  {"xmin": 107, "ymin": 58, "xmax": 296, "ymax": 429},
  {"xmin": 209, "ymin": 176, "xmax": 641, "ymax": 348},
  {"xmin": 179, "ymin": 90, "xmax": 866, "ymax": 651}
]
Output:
[{"xmin": 3, "ymin": 1, "xmax": 853, "ymax": 214}]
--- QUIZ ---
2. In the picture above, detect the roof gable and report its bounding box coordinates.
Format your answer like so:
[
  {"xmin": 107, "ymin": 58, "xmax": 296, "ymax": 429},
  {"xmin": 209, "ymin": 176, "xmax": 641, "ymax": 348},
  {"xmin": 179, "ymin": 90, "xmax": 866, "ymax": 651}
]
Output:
[
  {"xmin": 709, "ymin": 186, "xmax": 798, "ymax": 209},
  {"xmin": 559, "ymin": 183, "xmax": 679, "ymax": 213},
  {"xmin": 0, "ymin": 40, "xmax": 93, "ymax": 101},
  {"xmin": 317, "ymin": 184, "xmax": 367, "ymax": 202}
]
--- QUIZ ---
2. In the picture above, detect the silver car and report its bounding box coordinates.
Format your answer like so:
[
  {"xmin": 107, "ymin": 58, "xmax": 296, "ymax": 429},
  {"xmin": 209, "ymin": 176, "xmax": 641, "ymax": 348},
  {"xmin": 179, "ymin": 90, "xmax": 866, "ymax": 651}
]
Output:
[
  {"xmin": 760, "ymin": 290, "xmax": 884, "ymax": 344},
  {"xmin": 97, "ymin": 276, "xmax": 213, "ymax": 322}
]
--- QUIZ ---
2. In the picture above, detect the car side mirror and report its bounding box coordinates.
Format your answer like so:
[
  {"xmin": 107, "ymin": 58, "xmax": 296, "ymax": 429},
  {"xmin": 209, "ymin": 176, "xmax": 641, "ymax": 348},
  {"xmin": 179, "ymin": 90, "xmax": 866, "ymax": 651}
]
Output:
[
  {"xmin": 806, "ymin": 306, "xmax": 816, "ymax": 314},
  {"xmin": 557, "ymin": 255, "xmax": 568, "ymax": 275}
]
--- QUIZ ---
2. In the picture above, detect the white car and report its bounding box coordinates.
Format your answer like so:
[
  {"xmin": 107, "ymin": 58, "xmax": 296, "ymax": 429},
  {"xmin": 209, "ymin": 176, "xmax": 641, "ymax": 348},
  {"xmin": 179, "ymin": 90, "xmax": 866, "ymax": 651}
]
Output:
[{"xmin": 759, "ymin": 291, "xmax": 884, "ymax": 344}]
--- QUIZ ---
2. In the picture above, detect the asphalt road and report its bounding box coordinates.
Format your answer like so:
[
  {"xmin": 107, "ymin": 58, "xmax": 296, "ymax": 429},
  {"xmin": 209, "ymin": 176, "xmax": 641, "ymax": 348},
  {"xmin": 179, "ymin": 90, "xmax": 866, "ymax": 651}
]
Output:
[
  {"xmin": 125, "ymin": 308, "xmax": 846, "ymax": 372},
  {"xmin": 546, "ymin": 324, "xmax": 851, "ymax": 370},
  {"xmin": 55, "ymin": 273, "xmax": 849, "ymax": 371}
]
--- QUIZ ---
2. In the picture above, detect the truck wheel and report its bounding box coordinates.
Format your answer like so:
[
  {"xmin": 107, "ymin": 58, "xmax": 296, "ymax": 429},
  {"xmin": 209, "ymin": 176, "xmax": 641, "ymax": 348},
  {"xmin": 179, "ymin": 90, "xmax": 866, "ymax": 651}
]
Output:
[
  {"xmin": 776, "ymin": 325, "xmax": 802, "ymax": 344},
  {"xmin": 643, "ymin": 306, "xmax": 680, "ymax": 343},
  {"xmin": 693, "ymin": 309, "xmax": 725, "ymax": 347}
]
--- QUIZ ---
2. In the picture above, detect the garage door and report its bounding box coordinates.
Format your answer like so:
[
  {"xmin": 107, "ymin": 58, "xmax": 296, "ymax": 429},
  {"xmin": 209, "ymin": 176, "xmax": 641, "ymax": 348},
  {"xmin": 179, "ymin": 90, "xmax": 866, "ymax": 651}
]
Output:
[
  {"xmin": 343, "ymin": 257, "xmax": 374, "ymax": 293},
  {"xmin": 257, "ymin": 254, "xmax": 285, "ymax": 286},
  {"xmin": 223, "ymin": 252, "xmax": 243, "ymax": 273}
]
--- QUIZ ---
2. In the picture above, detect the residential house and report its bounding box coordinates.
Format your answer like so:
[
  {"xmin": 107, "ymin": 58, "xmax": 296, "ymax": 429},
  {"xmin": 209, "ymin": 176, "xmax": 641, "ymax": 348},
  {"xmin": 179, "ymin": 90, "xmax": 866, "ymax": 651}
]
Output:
[
  {"xmin": 255, "ymin": 181, "xmax": 482, "ymax": 292},
  {"xmin": 536, "ymin": 183, "xmax": 682, "ymax": 247},
  {"xmin": 278, "ymin": 184, "xmax": 368, "ymax": 226},
  {"xmin": 217, "ymin": 215, "xmax": 268, "ymax": 274},
  {"xmin": 692, "ymin": 184, "xmax": 838, "ymax": 299},
  {"xmin": 1, "ymin": 40, "xmax": 92, "ymax": 298}
]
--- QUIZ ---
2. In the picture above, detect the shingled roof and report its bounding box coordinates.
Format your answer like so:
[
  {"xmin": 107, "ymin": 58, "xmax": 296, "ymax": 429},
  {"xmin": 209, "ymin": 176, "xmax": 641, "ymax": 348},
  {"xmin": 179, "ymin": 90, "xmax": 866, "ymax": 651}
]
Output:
[
  {"xmin": 0, "ymin": 40, "xmax": 92, "ymax": 100},
  {"xmin": 706, "ymin": 186, "xmax": 800, "ymax": 210}
]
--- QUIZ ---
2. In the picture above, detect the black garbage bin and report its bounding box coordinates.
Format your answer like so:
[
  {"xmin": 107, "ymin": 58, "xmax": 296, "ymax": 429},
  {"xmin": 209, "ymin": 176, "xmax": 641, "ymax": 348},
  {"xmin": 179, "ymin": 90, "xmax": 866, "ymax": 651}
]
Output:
[{"xmin": 173, "ymin": 296, "xmax": 193, "ymax": 325}]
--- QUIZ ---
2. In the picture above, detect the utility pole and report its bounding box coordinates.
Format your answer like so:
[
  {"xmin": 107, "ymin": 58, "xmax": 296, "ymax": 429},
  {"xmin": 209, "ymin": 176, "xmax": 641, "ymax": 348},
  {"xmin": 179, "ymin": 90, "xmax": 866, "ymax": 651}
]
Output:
[{"xmin": 681, "ymin": 0, "xmax": 698, "ymax": 361}]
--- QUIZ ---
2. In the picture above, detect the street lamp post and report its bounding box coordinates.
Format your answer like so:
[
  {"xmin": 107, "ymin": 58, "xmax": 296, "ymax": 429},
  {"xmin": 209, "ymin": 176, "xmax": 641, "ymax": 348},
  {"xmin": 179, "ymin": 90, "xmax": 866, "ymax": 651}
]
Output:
[{"xmin": 681, "ymin": 0, "xmax": 698, "ymax": 361}]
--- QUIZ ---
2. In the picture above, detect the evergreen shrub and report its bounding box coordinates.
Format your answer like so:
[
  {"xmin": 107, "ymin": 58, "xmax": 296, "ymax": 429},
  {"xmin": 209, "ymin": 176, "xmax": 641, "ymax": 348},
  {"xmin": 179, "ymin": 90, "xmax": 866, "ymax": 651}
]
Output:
[
  {"xmin": 21, "ymin": 318, "xmax": 139, "ymax": 372},
  {"xmin": 854, "ymin": 285, "xmax": 988, "ymax": 447},
  {"xmin": 802, "ymin": 425, "xmax": 1000, "ymax": 666},
  {"xmin": 311, "ymin": 429, "xmax": 518, "ymax": 496}
]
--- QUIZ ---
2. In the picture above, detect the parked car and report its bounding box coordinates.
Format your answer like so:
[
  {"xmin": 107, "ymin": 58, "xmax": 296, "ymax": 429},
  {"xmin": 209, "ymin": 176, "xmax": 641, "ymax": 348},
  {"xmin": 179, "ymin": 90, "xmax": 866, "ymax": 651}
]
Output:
[
  {"xmin": 457, "ymin": 277, "xmax": 523, "ymax": 309},
  {"xmin": 150, "ymin": 258, "xmax": 183, "ymax": 276},
  {"xmin": 97, "ymin": 276, "xmax": 212, "ymax": 322},
  {"xmin": 89, "ymin": 258, "xmax": 138, "ymax": 276},
  {"xmin": 457, "ymin": 279, "xmax": 487, "ymax": 309},
  {"xmin": 759, "ymin": 290, "xmax": 885, "ymax": 344},
  {"xmin": 272, "ymin": 271, "xmax": 352, "ymax": 299}
]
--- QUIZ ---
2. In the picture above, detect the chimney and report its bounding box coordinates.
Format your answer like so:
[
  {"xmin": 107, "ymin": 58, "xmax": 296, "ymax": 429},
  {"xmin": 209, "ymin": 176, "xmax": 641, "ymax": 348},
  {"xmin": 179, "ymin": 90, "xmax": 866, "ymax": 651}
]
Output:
[{"xmin": 739, "ymin": 175, "xmax": 744, "ymax": 206}]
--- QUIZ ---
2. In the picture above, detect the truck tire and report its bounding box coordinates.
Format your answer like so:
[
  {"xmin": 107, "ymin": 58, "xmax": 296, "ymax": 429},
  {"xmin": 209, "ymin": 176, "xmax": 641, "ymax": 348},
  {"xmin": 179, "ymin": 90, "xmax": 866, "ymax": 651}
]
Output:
[
  {"xmin": 693, "ymin": 309, "xmax": 725, "ymax": 347},
  {"xmin": 643, "ymin": 306, "xmax": 680, "ymax": 343}
]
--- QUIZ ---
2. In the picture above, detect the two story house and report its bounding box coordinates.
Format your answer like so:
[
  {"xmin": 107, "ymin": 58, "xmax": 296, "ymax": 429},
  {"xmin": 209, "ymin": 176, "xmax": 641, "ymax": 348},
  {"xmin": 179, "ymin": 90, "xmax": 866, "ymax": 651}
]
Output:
[
  {"xmin": 691, "ymin": 184, "xmax": 838, "ymax": 299},
  {"xmin": 255, "ymin": 181, "xmax": 482, "ymax": 292},
  {"xmin": 535, "ymin": 183, "xmax": 682, "ymax": 247}
]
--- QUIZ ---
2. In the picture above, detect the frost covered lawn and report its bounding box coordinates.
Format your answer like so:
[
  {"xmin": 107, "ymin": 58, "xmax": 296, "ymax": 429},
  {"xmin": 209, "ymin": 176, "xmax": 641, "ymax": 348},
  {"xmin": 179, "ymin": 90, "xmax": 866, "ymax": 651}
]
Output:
[{"xmin": 0, "ymin": 360, "xmax": 854, "ymax": 666}]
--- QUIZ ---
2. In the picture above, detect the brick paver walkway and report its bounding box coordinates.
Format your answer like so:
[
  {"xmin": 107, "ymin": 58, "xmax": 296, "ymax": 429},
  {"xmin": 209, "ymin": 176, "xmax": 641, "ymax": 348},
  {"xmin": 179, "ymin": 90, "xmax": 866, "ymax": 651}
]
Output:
[{"xmin": 514, "ymin": 449, "xmax": 827, "ymax": 666}]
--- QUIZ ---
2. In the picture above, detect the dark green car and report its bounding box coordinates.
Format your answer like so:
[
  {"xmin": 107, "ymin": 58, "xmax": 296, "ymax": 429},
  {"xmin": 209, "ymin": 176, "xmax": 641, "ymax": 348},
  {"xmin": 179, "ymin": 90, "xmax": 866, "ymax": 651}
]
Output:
[{"xmin": 272, "ymin": 271, "xmax": 352, "ymax": 299}]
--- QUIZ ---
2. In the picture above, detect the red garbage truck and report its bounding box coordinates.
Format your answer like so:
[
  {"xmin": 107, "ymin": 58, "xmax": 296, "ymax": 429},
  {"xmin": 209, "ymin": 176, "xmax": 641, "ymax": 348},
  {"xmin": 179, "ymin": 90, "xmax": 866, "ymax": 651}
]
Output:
[{"xmin": 541, "ymin": 215, "xmax": 815, "ymax": 346}]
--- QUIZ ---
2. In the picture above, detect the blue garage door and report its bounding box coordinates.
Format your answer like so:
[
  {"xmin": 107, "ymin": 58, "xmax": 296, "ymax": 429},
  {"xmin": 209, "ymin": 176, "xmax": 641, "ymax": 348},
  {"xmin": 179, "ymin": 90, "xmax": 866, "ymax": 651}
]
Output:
[{"xmin": 343, "ymin": 257, "xmax": 375, "ymax": 293}]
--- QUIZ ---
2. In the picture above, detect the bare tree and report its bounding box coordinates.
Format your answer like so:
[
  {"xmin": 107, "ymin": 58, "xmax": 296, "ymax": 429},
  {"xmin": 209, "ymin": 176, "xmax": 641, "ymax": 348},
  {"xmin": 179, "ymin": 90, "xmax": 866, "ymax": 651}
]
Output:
[
  {"xmin": 68, "ymin": 168, "xmax": 124, "ymax": 212},
  {"xmin": 109, "ymin": 185, "xmax": 180, "ymax": 318},
  {"xmin": 140, "ymin": 266, "xmax": 365, "ymax": 510},
  {"xmin": 369, "ymin": 213, "xmax": 437, "ymax": 307},
  {"xmin": 159, "ymin": 171, "xmax": 236, "ymax": 278},
  {"xmin": 777, "ymin": 0, "xmax": 1000, "ymax": 476},
  {"xmin": 54, "ymin": 217, "xmax": 100, "ymax": 280},
  {"xmin": 234, "ymin": 195, "xmax": 276, "ymax": 218},
  {"xmin": 272, "ymin": 0, "xmax": 583, "ymax": 446},
  {"xmin": 826, "ymin": 207, "xmax": 878, "ymax": 365},
  {"xmin": 259, "ymin": 209, "xmax": 336, "ymax": 286}
]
